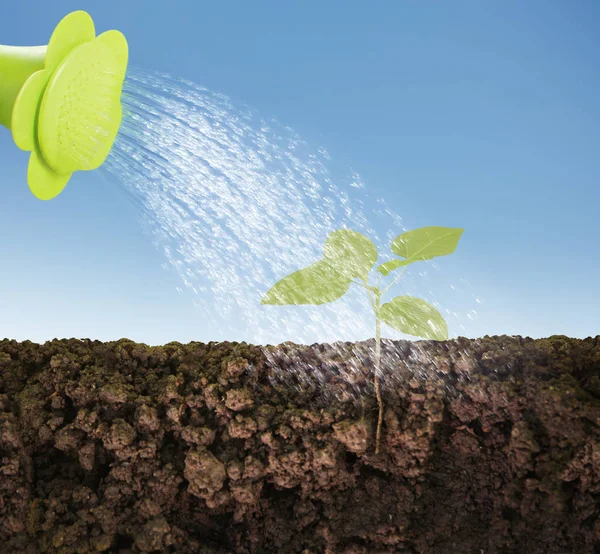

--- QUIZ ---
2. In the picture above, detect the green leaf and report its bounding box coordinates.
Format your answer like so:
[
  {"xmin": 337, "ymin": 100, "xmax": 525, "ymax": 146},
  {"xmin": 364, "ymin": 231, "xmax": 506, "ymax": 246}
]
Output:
[
  {"xmin": 391, "ymin": 227, "xmax": 463, "ymax": 261},
  {"xmin": 322, "ymin": 229, "xmax": 378, "ymax": 280},
  {"xmin": 376, "ymin": 258, "xmax": 416, "ymax": 276},
  {"xmin": 379, "ymin": 295, "xmax": 448, "ymax": 341},
  {"xmin": 261, "ymin": 259, "xmax": 351, "ymax": 305}
]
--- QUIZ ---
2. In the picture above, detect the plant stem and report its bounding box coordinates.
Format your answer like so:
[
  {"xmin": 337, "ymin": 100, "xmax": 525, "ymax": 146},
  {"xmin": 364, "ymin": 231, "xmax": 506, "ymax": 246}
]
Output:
[
  {"xmin": 373, "ymin": 281, "xmax": 384, "ymax": 455},
  {"xmin": 381, "ymin": 265, "xmax": 408, "ymax": 295},
  {"xmin": 352, "ymin": 279, "xmax": 369, "ymax": 290},
  {"xmin": 372, "ymin": 266, "xmax": 408, "ymax": 453},
  {"xmin": 361, "ymin": 278, "xmax": 376, "ymax": 310}
]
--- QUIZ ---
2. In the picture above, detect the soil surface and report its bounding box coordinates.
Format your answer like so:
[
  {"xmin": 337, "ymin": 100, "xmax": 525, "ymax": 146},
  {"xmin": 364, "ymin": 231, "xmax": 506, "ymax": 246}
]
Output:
[{"xmin": 0, "ymin": 335, "xmax": 599, "ymax": 553}]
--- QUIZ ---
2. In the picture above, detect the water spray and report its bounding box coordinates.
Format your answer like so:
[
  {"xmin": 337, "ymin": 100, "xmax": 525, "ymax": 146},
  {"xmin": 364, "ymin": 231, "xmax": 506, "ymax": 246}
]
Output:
[{"xmin": 0, "ymin": 10, "xmax": 128, "ymax": 200}]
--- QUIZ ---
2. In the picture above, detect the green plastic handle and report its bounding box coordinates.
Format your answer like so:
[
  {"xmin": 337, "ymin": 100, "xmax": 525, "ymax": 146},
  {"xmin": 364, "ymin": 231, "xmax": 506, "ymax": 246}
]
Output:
[{"xmin": 0, "ymin": 45, "xmax": 45, "ymax": 130}]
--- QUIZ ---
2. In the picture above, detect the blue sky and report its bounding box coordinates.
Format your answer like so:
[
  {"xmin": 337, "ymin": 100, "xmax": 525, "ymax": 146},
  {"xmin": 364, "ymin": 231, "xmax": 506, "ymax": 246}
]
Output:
[{"xmin": 1, "ymin": 0, "xmax": 599, "ymax": 344}]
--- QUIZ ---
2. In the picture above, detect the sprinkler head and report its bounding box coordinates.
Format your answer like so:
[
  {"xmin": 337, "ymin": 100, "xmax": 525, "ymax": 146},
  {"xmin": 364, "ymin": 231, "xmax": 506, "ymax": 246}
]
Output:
[{"xmin": 0, "ymin": 10, "xmax": 128, "ymax": 200}]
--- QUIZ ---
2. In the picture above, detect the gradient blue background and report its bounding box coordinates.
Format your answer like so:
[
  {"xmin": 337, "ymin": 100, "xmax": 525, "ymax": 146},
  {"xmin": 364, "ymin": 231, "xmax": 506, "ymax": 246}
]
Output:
[{"xmin": 1, "ymin": 0, "xmax": 598, "ymax": 344}]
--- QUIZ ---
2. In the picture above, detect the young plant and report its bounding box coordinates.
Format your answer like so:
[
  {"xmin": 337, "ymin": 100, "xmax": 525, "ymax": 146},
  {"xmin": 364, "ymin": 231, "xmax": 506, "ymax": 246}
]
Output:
[{"xmin": 261, "ymin": 226, "xmax": 464, "ymax": 454}]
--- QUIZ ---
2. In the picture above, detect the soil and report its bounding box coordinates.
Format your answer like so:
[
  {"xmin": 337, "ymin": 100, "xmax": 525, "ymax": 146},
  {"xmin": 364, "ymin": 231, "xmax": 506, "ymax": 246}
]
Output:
[{"xmin": 0, "ymin": 335, "xmax": 599, "ymax": 553}]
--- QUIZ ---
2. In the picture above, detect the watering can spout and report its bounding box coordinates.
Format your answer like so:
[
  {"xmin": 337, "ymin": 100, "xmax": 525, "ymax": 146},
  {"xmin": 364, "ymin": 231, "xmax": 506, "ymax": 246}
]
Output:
[{"xmin": 0, "ymin": 11, "xmax": 129, "ymax": 200}]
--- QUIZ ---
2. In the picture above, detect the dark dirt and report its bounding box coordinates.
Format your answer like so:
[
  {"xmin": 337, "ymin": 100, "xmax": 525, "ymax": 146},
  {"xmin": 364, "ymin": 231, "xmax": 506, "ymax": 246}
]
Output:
[{"xmin": 0, "ymin": 335, "xmax": 599, "ymax": 553}]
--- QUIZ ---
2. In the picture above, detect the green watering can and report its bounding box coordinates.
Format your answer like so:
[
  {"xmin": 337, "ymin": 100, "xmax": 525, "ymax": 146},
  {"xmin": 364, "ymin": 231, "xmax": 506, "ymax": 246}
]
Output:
[{"xmin": 0, "ymin": 10, "xmax": 128, "ymax": 200}]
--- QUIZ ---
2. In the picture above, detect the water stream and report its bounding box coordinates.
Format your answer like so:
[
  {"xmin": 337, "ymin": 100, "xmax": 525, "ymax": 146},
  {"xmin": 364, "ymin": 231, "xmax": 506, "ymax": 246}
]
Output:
[{"xmin": 102, "ymin": 68, "xmax": 479, "ymax": 346}]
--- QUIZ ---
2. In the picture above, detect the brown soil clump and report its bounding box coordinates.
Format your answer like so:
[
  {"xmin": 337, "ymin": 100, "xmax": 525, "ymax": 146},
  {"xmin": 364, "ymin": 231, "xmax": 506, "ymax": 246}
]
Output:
[{"xmin": 0, "ymin": 335, "xmax": 599, "ymax": 553}]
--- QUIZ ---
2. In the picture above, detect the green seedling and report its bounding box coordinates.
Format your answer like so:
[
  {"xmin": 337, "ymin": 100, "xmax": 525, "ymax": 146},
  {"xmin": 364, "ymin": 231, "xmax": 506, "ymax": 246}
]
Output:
[{"xmin": 261, "ymin": 226, "xmax": 464, "ymax": 454}]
